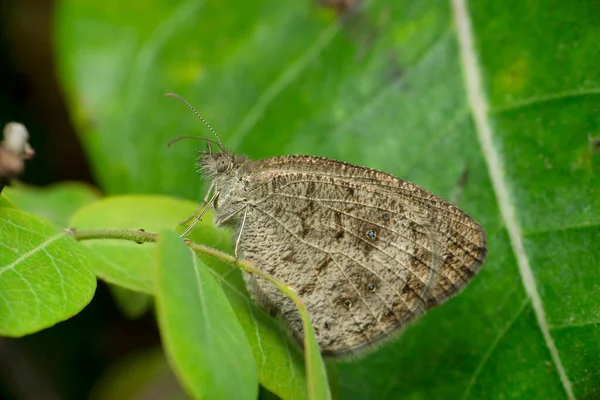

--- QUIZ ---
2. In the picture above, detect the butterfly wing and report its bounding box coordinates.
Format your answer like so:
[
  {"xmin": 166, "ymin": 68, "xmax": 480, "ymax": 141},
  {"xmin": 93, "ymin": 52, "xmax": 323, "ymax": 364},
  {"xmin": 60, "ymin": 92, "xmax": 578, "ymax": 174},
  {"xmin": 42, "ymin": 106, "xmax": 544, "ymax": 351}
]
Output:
[{"xmin": 237, "ymin": 155, "xmax": 487, "ymax": 356}]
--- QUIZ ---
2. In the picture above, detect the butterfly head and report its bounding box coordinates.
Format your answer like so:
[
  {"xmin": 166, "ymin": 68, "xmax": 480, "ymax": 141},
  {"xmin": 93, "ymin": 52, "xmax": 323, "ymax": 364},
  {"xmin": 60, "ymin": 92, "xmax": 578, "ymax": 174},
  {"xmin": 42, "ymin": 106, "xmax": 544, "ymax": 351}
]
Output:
[
  {"xmin": 197, "ymin": 148, "xmax": 236, "ymax": 180},
  {"xmin": 164, "ymin": 92, "xmax": 234, "ymax": 176}
]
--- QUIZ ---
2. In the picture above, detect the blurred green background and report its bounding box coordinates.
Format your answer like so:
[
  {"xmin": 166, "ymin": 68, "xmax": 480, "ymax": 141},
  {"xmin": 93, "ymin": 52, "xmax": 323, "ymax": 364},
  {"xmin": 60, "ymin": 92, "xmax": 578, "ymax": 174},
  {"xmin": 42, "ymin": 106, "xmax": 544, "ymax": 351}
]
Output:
[{"xmin": 1, "ymin": 0, "xmax": 599, "ymax": 399}]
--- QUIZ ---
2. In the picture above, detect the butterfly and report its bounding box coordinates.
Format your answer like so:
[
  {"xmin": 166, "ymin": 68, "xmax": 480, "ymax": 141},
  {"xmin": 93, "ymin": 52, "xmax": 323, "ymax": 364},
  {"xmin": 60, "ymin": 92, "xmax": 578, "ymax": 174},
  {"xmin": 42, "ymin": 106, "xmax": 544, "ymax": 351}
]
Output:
[{"xmin": 168, "ymin": 93, "xmax": 487, "ymax": 357}]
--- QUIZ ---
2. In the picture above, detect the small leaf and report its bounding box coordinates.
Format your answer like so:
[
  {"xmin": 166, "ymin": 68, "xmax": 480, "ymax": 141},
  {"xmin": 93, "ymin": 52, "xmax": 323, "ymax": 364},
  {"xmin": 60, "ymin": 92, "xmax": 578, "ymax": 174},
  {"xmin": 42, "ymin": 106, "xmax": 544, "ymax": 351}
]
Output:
[
  {"xmin": 69, "ymin": 194, "xmax": 224, "ymax": 293},
  {"xmin": 0, "ymin": 208, "xmax": 96, "ymax": 336},
  {"xmin": 268, "ymin": 288, "xmax": 329, "ymax": 400},
  {"xmin": 302, "ymin": 313, "xmax": 331, "ymax": 400},
  {"xmin": 215, "ymin": 277, "xmax": 307, "ymax": 400},
  {"xmin": 155, "ymin": 229, "xmax": 258, "ymax": 400}
]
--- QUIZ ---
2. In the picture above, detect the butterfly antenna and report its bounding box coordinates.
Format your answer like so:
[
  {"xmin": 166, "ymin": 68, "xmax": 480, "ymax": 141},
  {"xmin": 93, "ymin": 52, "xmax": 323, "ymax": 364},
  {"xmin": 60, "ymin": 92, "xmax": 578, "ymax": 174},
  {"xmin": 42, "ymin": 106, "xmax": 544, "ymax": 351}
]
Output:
[
  {"xmin": 165, "ymin": 93, "xmax": 226, "ymax": 151},
  {"xmin": 167, "ymin": 135, "xmax": 221, "ymax": 149}
]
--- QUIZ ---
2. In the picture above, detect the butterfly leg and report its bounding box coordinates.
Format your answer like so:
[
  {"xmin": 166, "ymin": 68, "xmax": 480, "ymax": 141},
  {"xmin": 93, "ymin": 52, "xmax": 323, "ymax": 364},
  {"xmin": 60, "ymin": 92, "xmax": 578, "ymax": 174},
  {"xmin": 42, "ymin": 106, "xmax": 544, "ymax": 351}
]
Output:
[
  {"xmin": 202, "ymin": 182, "xmax": 216, "ymax": 203},
  {"xmin": 178, "ymin": 182, "xmax": 215, "ymax": 226},
  {"xmin": 233, "ymin": 206, "xmax": 248, "ymax": 263},
  {"xmin": 179, "ymin": 190, "xmax": 219, "ymax": 237},
  {"xmin": 179, "ymin": 205, "xmax": 204, "ymax": 226}
]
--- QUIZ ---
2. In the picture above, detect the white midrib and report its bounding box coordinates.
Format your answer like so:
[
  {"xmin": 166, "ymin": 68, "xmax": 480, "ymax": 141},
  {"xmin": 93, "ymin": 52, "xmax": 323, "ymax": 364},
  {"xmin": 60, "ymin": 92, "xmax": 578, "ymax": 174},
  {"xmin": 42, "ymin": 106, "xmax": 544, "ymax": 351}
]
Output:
[
  {"xmin": 451, "ymin": 1, "xmax": 575, "ymax": 399},
  {"xmin": 0, "ymin": 233, "xmax": 64, "ymax": 277}
]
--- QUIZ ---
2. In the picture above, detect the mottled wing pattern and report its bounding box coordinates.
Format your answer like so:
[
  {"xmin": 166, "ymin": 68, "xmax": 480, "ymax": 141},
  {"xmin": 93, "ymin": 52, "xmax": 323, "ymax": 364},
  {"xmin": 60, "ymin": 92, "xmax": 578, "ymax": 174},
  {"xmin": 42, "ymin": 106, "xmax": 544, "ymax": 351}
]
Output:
[{"xmin": 238, "ymin": 156, "xmax": 487, "ymax": 356}]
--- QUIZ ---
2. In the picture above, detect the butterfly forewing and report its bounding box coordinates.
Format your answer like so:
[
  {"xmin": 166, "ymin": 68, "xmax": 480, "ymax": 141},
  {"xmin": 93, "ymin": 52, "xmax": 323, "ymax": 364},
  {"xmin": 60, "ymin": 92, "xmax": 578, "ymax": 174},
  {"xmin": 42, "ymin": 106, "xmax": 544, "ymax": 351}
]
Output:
[{"xmin": 235, "ymin": 155, "xmax": 487, "ymax": 356}]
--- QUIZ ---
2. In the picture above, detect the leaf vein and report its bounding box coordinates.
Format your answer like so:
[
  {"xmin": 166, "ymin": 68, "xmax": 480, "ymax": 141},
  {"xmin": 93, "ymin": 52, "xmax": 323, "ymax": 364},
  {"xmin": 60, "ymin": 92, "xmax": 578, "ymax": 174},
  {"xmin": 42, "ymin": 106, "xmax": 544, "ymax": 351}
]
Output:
[
  {"xmin": 452, "ymin": 1, "xmax": 575, "ymax": 398},
  {"xmin": 0, "ymin": 233, "xmax": 65, "ymax": 278}
]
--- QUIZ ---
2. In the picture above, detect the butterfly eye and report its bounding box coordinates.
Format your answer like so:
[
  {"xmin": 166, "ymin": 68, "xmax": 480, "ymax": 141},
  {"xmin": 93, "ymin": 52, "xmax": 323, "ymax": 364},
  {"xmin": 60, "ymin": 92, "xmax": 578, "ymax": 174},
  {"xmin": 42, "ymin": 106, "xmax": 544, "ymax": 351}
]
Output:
[
  {"xmin": 344, "ymin": 300, "xmax": 352, "ymax": 308},
  {"xmin": 215, "ymin": 156, "xmax": 229, "ymax": 172},
  {"xmin": 366, "ymin": 230, "xmax": 376, "ymax": 239},
  {"xmin": 368, "ymin": 284, "xmax": 376, "ymax": 292}
]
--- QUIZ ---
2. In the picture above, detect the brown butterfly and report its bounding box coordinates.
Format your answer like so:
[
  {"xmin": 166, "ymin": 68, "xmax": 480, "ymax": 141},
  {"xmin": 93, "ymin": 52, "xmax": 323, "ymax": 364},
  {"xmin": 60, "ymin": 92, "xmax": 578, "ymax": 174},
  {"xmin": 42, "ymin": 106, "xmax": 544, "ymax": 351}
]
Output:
[{"xmin": 168, "ymin": 93, "xmax": 487, "ymax": 357}]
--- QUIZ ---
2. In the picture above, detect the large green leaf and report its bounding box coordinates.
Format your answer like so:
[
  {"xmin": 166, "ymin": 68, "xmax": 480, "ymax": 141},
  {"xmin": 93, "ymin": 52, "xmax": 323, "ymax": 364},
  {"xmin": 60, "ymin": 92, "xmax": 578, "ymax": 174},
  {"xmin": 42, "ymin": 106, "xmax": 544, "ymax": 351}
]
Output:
[{"xmin": 55, "ymin": 0, "xmax": 599, "ymax": 398}]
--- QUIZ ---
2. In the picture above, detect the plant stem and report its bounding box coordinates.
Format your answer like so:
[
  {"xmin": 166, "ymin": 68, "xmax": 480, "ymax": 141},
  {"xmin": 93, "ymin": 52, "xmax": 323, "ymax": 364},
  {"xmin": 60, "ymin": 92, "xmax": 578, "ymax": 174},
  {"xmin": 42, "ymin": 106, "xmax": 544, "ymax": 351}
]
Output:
[
  {"xmin": 67, "ymin": 227, "xmax": 307, "ymax": 311},
  {"xmin": 68, "ymin": 228, "xmax": 157, "ymax": 242}
]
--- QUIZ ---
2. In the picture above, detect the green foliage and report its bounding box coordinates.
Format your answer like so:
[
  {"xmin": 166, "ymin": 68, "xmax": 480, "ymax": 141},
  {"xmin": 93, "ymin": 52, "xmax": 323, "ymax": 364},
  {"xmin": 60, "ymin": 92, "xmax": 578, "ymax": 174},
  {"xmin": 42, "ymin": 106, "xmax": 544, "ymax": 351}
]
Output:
[
  {"xmin": 0, "ymin": 0, "xmax": 597, "ymax": 399},
  {"xmin": 0, "ymin": 207, "xmax": 96, "ymax": 336},
  {"xmin": 69, "ymin": 195, "xmax": 213, "ymax": 293},
  {"xmin": 3, "ymin": 182, "xmax": 100, "ymax": 226},
  {"xmin": 155, "ymin": 229, "xmax": 258, "ymax": 400},
  {"xmin": 70, "ymin": 195, "xmax": 308, "ymax": 399}
]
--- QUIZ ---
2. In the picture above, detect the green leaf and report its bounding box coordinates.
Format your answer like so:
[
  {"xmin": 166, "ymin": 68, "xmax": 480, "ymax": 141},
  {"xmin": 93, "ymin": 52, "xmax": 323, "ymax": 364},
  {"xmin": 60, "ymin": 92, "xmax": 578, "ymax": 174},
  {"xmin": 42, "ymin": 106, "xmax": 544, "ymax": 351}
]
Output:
[
  {"xmin": 3, "ymin": 182, "xmax": 100, "ymax": 226},
  {"xmin": 69, "ymin": 195, "xmax": 216, "ymax": 293},
  {"xmin": 299, "ymin": 302, "xmax": 331, "ymax": 400},
  {"xmin": 70, "ymin": 195, "xmax": 307, "ymax": 399},
  {"xmin": 155, "ymin": 229, "xmax": 258, "ymax": 400},
  {"xmin": 55, "ymin": 0, "xmax": 600, "ymax": 398},
  {"xmin": 215, "ymin": 277, "xmax": 308, "ymax": 400},
  {"xmin": 305, "ymin": 338, "xmax": 329, "ymax": 399},
  {"xmin": 0, "ymin": 208, "xmax": 96, "ymax": 336},
  {"xmin": 239, "ymin": 262, "xmax": 331, "ymax": 400},
  {"xmin": 0, "ymin": 194, "xmax": 17, "ymax": 208}
]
